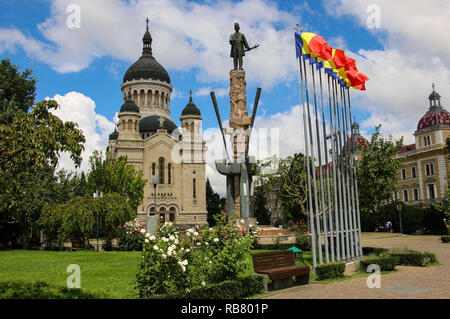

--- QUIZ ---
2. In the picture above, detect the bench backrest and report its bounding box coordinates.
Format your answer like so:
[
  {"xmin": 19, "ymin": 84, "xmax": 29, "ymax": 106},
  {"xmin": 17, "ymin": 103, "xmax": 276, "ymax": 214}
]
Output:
[{"xmin": 252, "ymin": 251, "xmax": 295, "ymax": 272}]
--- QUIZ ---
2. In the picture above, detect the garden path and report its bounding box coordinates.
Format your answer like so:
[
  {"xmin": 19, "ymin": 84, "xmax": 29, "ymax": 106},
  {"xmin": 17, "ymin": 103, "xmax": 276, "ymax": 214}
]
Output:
[{"xmin": 262, "ymin": 233, "xmax": 449, "ymax": 299}]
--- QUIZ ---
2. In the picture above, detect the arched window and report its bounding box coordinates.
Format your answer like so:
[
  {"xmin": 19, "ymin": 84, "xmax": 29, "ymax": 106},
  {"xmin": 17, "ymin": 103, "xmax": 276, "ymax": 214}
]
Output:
[
  {"xmin": 168, "ymin": 163, "xmax": 172, "ymax": 184},
  {"xmin": 193, "ymin": 178, "xmax": 196, "ymax": 199},
  {"xmin": 159, "ymin": 157, "xmax": 165, "ymax": 184}
]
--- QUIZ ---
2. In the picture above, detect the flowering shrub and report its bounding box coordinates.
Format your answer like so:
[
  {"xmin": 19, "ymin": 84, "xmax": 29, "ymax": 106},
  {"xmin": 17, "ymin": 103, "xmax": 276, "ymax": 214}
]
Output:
[
  {"xmin": 135, "ymin": 216, "xmax": 255, "ymax": 297},
  {"xmin": 294, "ymin": 220, "xmax": 311, "ymax": 251},
  {"xmin": 116, "ymin": 218, "xmax": 146, "ymax": 251}
]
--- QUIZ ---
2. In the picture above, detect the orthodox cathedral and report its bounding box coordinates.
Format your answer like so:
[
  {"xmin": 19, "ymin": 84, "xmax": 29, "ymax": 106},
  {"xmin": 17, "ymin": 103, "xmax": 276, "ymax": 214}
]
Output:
[{"xmin": 107, "ymin": 21, "xmax": 207, "ymax": 226}]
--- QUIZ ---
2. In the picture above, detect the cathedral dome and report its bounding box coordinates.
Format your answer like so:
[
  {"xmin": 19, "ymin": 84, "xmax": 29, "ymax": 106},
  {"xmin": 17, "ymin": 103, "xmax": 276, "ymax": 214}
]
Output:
[
  {"xmin": 123, "ymin": 20, "xmax": 171, "ymax": 84},
  {"xmin": 416, "ymin": 87, "xmax": 450, "ymax": 132},
  {"xmin": 120, "ymin": 94, "xmax": 140, "ymax": 113},
  {"xmin": 181, "ymin": 91, "xmax": 201, "ymax": 116},
  {"xmin": 139, "ymin": 115, "xmax": 178, "ymax": 134},
  {"xmin": 123, "ymin": 55, "xmax": 171, "ymax": 84},
  {"xmin": 109, "ymin": 128, "xmax": 118, "ymax": 140}
]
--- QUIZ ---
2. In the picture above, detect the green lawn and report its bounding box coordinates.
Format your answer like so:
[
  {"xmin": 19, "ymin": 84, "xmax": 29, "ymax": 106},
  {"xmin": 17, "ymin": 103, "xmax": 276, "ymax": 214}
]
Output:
[
  {"xmin": 0, "ymin": 250, "xmax": 141, "ymax": 298},
  {"xmin": 0, "ymin": 249, "xmax": 315, "ymax": 298}
]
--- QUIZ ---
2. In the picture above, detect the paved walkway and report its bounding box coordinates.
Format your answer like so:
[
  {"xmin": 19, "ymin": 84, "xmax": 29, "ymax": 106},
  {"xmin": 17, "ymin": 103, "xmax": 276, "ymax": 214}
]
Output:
[{"xmin": 263, "ymin": 233, "xmax": 449, "ymax": 299}]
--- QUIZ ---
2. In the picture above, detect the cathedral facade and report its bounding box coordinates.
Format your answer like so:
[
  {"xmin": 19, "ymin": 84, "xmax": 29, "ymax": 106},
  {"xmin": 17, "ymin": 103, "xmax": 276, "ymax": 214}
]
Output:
[{"xmin": 107, "ymin": 23, "xmax": 207, "ymax": 226}]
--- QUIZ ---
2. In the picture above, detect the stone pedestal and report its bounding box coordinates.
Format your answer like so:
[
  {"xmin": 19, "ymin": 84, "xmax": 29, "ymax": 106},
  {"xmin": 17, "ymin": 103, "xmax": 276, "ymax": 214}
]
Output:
[{"xmin": 228, "ymin": 70, "xmax": 252, "ymax": 213}]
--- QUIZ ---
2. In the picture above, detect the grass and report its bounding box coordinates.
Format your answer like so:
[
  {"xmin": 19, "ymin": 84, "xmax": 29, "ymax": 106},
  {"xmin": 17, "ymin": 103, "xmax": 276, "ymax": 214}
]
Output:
[{"xmin": 0, "ymin": 250, "xmax": 141, "ymax": 298}]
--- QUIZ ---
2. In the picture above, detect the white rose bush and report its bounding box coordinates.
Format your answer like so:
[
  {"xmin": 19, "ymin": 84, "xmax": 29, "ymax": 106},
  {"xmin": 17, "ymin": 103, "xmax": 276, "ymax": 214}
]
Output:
[{"xmin": 135, "ymin": 216, "xmax": 256, "ymax": 297}]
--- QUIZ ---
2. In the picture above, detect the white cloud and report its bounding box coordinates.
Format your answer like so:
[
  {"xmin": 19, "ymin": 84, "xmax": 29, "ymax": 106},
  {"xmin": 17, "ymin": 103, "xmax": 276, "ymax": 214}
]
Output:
[
  {"xmin": 195, "ymin": 86, "xmax": 228, "ymax": 97},
  {"xmin": 0, "ymin": 0, "xmax": 299, "ymax": 87},
  {"xmin": 47, "ymin": 91, "xmax": 115, "ymax": 173}
]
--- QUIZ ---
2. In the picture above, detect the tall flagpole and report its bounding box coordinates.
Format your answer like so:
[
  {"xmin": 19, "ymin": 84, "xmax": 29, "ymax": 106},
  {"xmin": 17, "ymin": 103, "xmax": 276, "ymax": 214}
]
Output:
[
  {"xmin": 347, "ymin": 88, "xmax": 363, "ymax": 257},
  {"xmin": 297, "ymin": 50, "xmax": 317, "ymax": 268},
  {"xmin": 341, "ymin": 85, "xmax": 355, "ymax": 259},
  {"xmin": 303, "ymin": 57, "xmax": 323, "ymax": 265},
  {"xmin": 319, "ymin": 67, "xmax": 334, "ymax": 262},
  {"xmin": 334, "ymin": 78, "xmax": 348, "ymax": 260},
  {"xmin": 328, "ymin": 73, "xmax": 341, "ymax": 261},
  {"xmin": 310, "ymin": 62, "xmax": 327, "ymax": 264}
]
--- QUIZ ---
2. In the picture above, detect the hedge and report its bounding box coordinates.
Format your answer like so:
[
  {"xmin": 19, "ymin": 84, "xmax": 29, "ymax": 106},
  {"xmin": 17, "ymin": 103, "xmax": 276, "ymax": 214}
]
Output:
[
  {"xmin": 361, "ymin": 201, "xmax": 447, "ymax": 234},
  {"xmin": 145, "ymin": 275, "xmax": 264, "ymax": 299},
  {"xmin": 441, "ymin": 235, "xmax": 450, "ymax": 243},
  {"xmin": 315, "ymin": 262, "xmax": 346, "ymax": 280},
  {"xmin": 0, "ymin": 281, "xmax": 99, "ymax": 299},
  {"xmin": 386, "ymin": 250, "xmax": 438, "ymax": 266},
  {"xmin": 362, "ymin": 247, "xmax": 389, "ymax": 256},
  {"xmin": 358, "ymin": 255, "xmax": 398, "ymax": 272}
]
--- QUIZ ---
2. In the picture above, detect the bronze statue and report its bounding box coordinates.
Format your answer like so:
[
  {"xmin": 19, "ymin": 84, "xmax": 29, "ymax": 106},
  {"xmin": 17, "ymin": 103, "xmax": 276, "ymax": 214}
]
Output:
[{"xmin": 229, "ymin": 23, "xmax": 259, "ymax": 70}]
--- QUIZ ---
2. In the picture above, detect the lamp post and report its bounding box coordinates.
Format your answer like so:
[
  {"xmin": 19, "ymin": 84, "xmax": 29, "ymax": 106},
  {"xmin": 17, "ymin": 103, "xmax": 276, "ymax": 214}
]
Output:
[
  {"xmin": 93, "ymin": 190, "xmax": 103, "ymax": 251},
  {"xmin": 396, "ymin": 203, "xmax": 403, "ymax": 234},
  {"xmin": 152, "ymin": 175, "xmax": 158, "ymax": 221}
]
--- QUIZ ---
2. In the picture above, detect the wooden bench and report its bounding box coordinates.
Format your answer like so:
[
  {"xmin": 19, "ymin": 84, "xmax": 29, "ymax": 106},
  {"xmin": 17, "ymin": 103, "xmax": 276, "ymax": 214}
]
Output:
[{"xmin": 252, "ymin": 250, "xmax": 310, "ymax": 290}]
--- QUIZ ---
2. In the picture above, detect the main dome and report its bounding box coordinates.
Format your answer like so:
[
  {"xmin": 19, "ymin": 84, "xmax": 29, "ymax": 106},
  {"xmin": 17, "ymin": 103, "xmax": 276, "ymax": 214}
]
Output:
[
  {"xmin": 123, "ymin": 22, "xmax": 170, "ymax": 84},
  {"xmin": 123, "ymin": 54, "xmax": 171, "ymax": 84},
  {"xmin": 416, "ymin": 88, "xmax": 450, "ymax": 132}
]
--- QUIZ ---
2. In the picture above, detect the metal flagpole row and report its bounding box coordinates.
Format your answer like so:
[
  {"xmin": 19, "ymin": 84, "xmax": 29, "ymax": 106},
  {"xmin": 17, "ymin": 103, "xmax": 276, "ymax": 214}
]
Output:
[
  {"xmin": 303, "ymin": 57, "xmax": 323, "ymax": 265},
  {"xmin": 311, "ymin": 63, "xmax": 329, "ymax": 264},
  {"xmin": 333, "ymin": 78, "xmax": 348, "ymax": 260},
  {"xmin": 319, "ymin": 67, "xmax": 334, "ymax": 263},
  {"xmin": 341, "ymin": 85, "xmax": 355, "ymax": 259},
  {"xmin": 327, "ymin": 74, "xmax": 341, "ymax": 261},
  {"xmin": 297, "ymin": 56, "xmax": 317, "ymax": 268},
  {"xmin": 346, "ymin": 88, "xmax": 363, "ymax": 257}
]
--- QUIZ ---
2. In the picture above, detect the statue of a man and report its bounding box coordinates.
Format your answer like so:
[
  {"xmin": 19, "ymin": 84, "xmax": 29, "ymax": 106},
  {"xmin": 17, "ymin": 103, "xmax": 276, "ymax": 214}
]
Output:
[{"xmin": 229, "ymin": 23, "xmax": 250, "ymax": 70}]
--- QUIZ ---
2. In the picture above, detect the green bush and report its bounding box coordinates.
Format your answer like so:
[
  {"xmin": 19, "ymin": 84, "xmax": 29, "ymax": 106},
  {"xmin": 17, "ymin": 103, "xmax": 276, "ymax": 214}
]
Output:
[
  {"xmin": 441, "ymin": 235, "xmax": 450, "ymax": 243},
  {"xmin": 362, "ymin": 247, "xmax": 389, "ymax": 256},
  {"xmin": 0, "ymin": 281, "xmax": 99, "ymax": 299},
  {"xmin": 315, "ymin": 262, "xmax": 346, "ymax": 280},
  {"xmin": 253, "ymin": 243, "xmax": 308, "ymax": 251},
  {"xmin": 358, "ymin": 255, "xmax": 398, "ymax": 272},
  {"xmin": 146, "ymin": 275, "xmax": 264, "ymax": 299},
  {"xmin": 116, "ymin": 219, "xmax": 145, "ymax": 251},
  {"xmin": 386, "ymin": 249, "xmax": 438, "ymax": 266}
]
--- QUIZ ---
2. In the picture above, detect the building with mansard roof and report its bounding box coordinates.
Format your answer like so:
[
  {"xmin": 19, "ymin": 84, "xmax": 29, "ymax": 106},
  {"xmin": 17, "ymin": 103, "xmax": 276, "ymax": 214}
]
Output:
[{"xmin": 107, "ymin": 21, "xmax": 207, "ymax": 226}]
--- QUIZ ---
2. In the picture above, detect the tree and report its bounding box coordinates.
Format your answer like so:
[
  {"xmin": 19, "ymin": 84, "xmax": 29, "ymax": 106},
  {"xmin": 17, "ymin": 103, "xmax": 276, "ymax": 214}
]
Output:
[
  {"xmin": 357, "ymin": 125, "xmax": 403, "ymax": 219},
  {"xmin": 206, "ymin": 179, "xmax": 221, "ymax": 226},
  {"xmin": 86, "ymin": 151, "xmax": 146, "ymax": 211},
  {"xmin": 0, "ymin": 59, "xmax": 86, "ymax": 248},
  {"xmin": 0, "ymin": 58, "xmax": 36, "ymax": 123},
  {"xmin": 253, "ymin": 186, "xmax": 271, "ymax": 225},
  {"xmin": 39, "ymin": 194, "xmax": 135, "ymax": 247},
  {"xmin": 257, "ymin": 153, "xmax": 309, "ymax": 224}
]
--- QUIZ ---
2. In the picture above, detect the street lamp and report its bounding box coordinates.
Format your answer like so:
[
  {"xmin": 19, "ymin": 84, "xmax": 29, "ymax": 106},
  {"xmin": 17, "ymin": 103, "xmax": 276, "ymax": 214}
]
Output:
[
  {"xmin": 152, "ymin": 175, "xmax": 158, "ymax": 220},
  {"xmin": 93, "ymin": 190, "xmax": 103, "ymax": 251}
]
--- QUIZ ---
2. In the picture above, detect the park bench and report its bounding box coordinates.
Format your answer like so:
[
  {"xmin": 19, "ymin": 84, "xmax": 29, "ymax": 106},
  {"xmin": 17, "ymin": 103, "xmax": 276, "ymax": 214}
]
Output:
[{"xmin": 251, "ymin": 250, "xmax": 310, "ymax": 290}]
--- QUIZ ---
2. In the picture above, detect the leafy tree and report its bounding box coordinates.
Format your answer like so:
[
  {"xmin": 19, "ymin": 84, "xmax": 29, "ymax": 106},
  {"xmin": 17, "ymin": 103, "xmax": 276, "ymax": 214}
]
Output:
[
  {"xmin": 206, "ymin": 179, "xmax": 221, "ymax": 226},
  {"xmin": 0, "ymin": 58, "xmax": 36, "ymax": 123},
  {"xmin": 357, "ymin": 125, "xmax": 403, "ymax": 218},
  {"xmin": 256, "ymin": 153, "xmax": 309, "ymax": 224},
  {"xmin": 253, "ymin": 186, "xmax": 271, "ymax": 225},
  {"xmin": 86, "ymin": 151, "xmax": 146, "ymax": 211},
  {"xmin": 39, "ymin": 194, "xmax": 135, "ymax": 247},
  {"xmin": 0, "ymin": 59, "xmax": 85, "ymax": 248}
]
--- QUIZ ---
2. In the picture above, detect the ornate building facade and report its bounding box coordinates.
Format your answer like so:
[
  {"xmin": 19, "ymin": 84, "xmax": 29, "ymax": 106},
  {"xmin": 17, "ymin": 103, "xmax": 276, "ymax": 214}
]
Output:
[
  {"xmin": 107, "ymin": 22, "xmax": 207, "ymax": 226},
  {"xmin": 393, "ymin": 87, "xmax": 450, "ymax": 205}
]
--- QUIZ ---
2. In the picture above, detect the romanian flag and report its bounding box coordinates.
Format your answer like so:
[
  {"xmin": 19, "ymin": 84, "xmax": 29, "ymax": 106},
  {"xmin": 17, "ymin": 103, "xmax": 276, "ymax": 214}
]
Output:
[{"xmin": 295, "ymin": 31, "xmax": 369, "ymax": 90}]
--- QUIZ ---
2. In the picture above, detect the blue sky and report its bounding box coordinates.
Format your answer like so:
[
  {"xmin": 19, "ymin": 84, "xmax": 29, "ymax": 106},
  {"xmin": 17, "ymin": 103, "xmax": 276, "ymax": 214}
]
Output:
[{"xmin": 1, "ymin": 0, "xmax": 449, "ymax": 193}]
